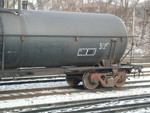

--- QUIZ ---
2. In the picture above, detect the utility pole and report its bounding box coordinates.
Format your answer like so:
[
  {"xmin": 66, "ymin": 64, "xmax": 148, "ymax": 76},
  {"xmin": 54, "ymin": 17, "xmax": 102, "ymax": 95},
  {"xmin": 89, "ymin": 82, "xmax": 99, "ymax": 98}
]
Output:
[
  {"xmin": 130, "ymin": 0, "xmax": 135, "ymax": 62},
  {"xmin": 88, "ymin": 0, "xmax": 90, "ymax": 12},
  {"xmin": 0, "ymin": 0, "xmax": 4, "ymax": 8},
  {"xmin": 147, "ymin": 1, "xmax": 150, "ymax": 55},
  {"xmin": 132, "ymin": 1, "xmax": 135, "ymax": 37}
]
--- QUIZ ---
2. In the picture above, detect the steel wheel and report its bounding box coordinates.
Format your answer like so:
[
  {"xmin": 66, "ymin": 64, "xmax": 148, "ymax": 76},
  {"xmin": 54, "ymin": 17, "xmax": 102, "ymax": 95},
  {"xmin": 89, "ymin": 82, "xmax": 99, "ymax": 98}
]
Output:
[
  {"xmin": 115, "ymin": 72, "xmax": 126, "ymax": 87},
  {"xmin": 82, "ymin": 72, "xmax": 99, "ymax": 90},
  {"xmin": 66, "ymin": 75, "xmax": 80, "ymax": 88}
]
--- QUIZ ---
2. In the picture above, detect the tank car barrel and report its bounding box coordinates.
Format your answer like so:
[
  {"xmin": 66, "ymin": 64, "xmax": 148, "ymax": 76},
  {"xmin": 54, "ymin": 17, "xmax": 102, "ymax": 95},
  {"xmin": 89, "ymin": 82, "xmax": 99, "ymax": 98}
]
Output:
[{"xmin": 0, "ymin": 6, "xmax": 132, "ymax": 89}]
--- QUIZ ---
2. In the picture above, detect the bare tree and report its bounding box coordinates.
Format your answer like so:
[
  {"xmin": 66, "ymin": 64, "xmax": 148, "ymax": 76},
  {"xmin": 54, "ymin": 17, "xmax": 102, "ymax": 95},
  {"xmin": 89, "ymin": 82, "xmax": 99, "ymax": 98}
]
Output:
[{"xmin": 36, "ymin": 0, "xmax": 49, "ymax": 10}]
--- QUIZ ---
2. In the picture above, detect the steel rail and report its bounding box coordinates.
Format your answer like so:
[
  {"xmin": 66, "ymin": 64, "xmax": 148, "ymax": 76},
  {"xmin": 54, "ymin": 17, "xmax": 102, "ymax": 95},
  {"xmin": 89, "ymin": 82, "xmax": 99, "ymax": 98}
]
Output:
[
  {"xmin": 2, "ymin": 77, "xmax": 150, "ymax": 86},
  {"xmin": 0, "ymin": 69, "xmax": 149, "ymax": 85},
  {"xmin": 0, "ymin": 86, "xmax": 72, "ymax": 94},
  {"xmin": 2, "ymin": 93, "xmax": 150, "ymax": 113},
  {"xmin": 0, "ymin": 73, "xmax": 150, "ymax": 85},
  {"xmin": 99, "ymin": 103, "xmax": 150, "ymax": 113},
  {"xmin": 126, "ymin": 80, "xmax": 150, "ymax": 84},
  {"xmin": 0, "ymin": 79, "xmax": 150, "ymax": 95},
  {"xmin": 0, "ymin": 84, "xmax": 150, "ymax": 101},
  {"xmin": 70, "ymin": 101, "xmax": 150, "ymax": 113}
]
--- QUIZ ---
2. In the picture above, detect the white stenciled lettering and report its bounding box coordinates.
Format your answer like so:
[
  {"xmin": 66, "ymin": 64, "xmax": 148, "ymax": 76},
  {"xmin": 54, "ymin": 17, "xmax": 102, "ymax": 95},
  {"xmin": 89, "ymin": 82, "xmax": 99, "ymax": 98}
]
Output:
[
  {"xmin": 77, "ymin": 48, "xmax": 97, "ymax": 56},
  {"xmin": 99, "ymin": 43, "xmax": 109, "ymax": 49}
]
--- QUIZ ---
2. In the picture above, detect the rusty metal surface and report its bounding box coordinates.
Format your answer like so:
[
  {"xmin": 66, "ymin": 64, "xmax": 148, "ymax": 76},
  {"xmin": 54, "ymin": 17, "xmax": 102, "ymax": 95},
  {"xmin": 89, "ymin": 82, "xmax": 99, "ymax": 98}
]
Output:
[
  {"xmin": 89, "ymin": 71, "xmax": 126, "ymax": 88},
  {"xmin": 91, "ymin": 73, "xmax": 108, "ymax": 87},
  {"xmin": 114, "ymin": 71, "xmax": 126, "ymax": 87},
  {"xmin": 0, "ymin": 10, "xmax": 127, "ymax": 70},
  {"xmin": 83, "ymin": 72, "xmax": 99, "ymax": 89}
]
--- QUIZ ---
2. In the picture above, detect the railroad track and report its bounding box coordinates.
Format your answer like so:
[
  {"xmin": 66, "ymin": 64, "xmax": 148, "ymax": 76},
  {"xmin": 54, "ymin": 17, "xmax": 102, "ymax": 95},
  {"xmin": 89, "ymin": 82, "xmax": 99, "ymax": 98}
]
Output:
[
  {"xmin": 0, "ymin": 81, "xmax": 150, "ymax": 101},
  {"xmin": 1, "ymin": 93, "xmax": 150, "ymax": 113},
  {"xmin": 0, "ymin": 79, "xmax": 150, "ymax": 94},
  {"xmin": 1, "ymin": 73, "xmax": 150, "ymax": 112},
  {"xmin": 122, "ymin": 57, "xmax": 150, "ymax": 63},
  {"xmin": 0, "ymin": 70, "xmax": 150, "ymax": 85},
  {"xmin": 126, "ymin": 80, "xmax": 150, "ymax": 84}
]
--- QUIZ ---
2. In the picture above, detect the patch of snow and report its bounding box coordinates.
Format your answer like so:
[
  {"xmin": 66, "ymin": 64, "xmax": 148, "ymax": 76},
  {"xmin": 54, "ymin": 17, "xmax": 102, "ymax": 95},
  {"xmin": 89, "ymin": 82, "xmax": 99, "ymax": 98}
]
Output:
[
  {"xmin": 0, "ymin": 81, "xmax": 68, "ymax": 91},
  {"xmin": 1, "ymin": 86, "xmax": 150, "ymax": 109}
]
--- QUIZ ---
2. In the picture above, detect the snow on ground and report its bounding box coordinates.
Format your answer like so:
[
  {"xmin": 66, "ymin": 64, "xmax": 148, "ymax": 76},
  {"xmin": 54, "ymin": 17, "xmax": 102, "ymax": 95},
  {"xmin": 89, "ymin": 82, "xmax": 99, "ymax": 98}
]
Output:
[
  {"xmin": 127, "ymin": 75, "xmax": 150, "ymax": 81},
  {"xmin": 132, "ymin": 63, "xmax": 150, "ymax": 65},
  {"xmin": 141, "ymin": 68, "xmax": 150, "ymax": 71},
  {"xmin": 0, "ymin": 68, "xmax": 150, "ymax": 111},
  {"xmin": 50, "ymin": 96, "xmax": 150, "ymax": 113},
  {"xmin": 122, "ymin": 108, "xmax": 150, "ymax": 113},
  {"xmin": 1, "ymin": 86, "xmax": 150, "ymax": 109},
  {"xmin": 0, "ymin": 80, "xmax": 68, "ymax": 91},
  {"xmin": 132, "ymin": 67, "xmax": 150, "ymax": 72}
]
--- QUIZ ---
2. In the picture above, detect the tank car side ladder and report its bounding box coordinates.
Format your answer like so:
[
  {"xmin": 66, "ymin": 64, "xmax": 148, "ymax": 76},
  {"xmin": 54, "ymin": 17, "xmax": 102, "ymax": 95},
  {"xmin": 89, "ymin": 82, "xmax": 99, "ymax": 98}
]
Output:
[
  {"xmin": 101, "ymin": 39, "xmax": 117, "ymax": 67},
  {"xmin": 109, "ymin": 39, "xmax": 117, "ymax": 64}
]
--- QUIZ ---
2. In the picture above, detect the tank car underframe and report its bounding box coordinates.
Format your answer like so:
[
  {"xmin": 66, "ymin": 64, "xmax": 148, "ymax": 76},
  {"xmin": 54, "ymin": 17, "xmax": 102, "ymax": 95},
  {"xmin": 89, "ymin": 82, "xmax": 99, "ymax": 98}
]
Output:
[
  {"xmin": 65, "ymin": 64, "xmax": 142, "ymax": 89},
  {"xmin": 0, "ymin": 64, "xmax": 142, "ymax": 90}
]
